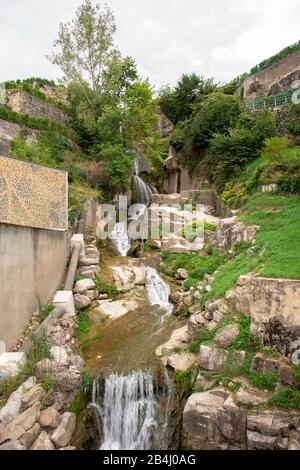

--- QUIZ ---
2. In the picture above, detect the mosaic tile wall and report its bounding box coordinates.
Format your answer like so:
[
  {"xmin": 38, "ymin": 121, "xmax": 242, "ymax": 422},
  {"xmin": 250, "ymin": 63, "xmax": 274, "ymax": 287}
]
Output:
[{"xmin": 0, "ymin": 155, "xmax": 67, "ymax": 230}]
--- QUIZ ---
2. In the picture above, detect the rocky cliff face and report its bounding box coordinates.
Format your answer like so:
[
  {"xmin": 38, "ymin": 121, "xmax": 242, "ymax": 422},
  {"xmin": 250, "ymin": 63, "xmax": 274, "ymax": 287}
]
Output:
[
  {"xmin": 7, "ymin": 90, "xmax": 68, "ymax": 123},
  {"xmin": 237, "ymin": 49, "xmax": 300, "ymax": 100}
]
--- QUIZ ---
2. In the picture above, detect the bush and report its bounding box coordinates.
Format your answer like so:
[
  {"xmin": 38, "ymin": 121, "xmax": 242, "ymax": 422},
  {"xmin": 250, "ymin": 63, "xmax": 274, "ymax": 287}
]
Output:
[
  {"xmin": 100, "ymin": 143, "xmax": 134, "ymax": 193},
  {"xmin": 261, "ymin": 136, "xmax": 289, "ymax": 162},
  {"xmin": 160, "ymin": 74, "xmax": 216, "ymax": 124},
  {"xmin": 283, "ymin": 103, "xmax": 300, "ymax": 137},
  {"xmin": 189, "ymin": 93, "xmax": 242, "ymax": 148},
  {"xmin": 0, "ymin": 105, "xmax": 75, "ymax": 139},
  {"xmin": 277, "ymin": 160, "xmax": 300, "ymax": 193}
]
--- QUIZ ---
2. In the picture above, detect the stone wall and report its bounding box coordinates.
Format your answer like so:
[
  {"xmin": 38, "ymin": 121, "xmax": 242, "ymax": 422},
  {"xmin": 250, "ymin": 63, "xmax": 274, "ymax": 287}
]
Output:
[
  {"xmin": 237, "ymin": 49, "xmax": 300, "ymax": 100},
  {"xmin": 7, "ymin": 90, "xmax": 68, "ymax": 123},
  {"xmin": 0, "ymin": 119, "xmax": 39, "ymax": 156},
  {"xmin": 0, "ymin": 224, "xmax": 67, "ymax": 350}
]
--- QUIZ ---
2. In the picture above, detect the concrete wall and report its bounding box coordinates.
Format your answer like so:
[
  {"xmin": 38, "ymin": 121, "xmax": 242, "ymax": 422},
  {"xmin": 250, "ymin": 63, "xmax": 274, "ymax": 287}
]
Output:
[{"xmin": 0, "ymin": 224, "xmax": 67, "ymax": 350}]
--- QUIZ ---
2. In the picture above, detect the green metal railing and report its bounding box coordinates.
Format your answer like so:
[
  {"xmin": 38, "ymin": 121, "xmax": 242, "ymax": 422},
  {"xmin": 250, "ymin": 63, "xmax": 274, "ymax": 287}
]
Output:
[{"xmin": 246, "ymin": 88, "xmax": 300, "ymax": 111}]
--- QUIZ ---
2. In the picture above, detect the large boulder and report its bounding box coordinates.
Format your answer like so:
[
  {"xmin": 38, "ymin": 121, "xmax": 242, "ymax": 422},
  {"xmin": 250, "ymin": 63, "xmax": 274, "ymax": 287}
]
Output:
[
  {"xmin": 51, "ymin": 412, "xmax": 76, "ymax": 448},
  {"xmin": 73, "ymin": 293, "xmax": 91, "ymax": 311},
  {"xmin": 38, "ymin": 407, "xmax": 62, "ymax": 429},
  {"xmin": 198, "ymin": 345, "xmax": 228, "ymax": 372},
  {"xmin": 226, "ymin": 277, "xmax": 300, "ymax": 355},
  {"xmin": 31, "ymin": 431, "xmax": 55, "ymax": 450},
  {"xmin": 213, "ymin": 220, "xmax": 258, "ymax": 250},
  {"xmin": 214, "ymin": 324, "xmax": 239, "ymax": 348},
  {"xmin": 19, "ymin": 423, "xmax": 41, "ymax": 449},
  {"xmin": 182, "ymin": 390, "xmax": 246, "ymax": 450},
  {"xmin": 0, "ymin": 402, "xmax": 40, "ymax": 443},
  {"xmin": 73, "ymin": 278, "xmax": 95, "ymax": 294},
  {"xmin": 35, "ymin": 359, "xmax": 82, "ymax": 393},
  {"xmin": 96, "ymin": 300, "xmax": 138, "ymax": 320},
  {"xmin": 0, "ymin": 376, "xmax": 36, "ymax": 427},
  {"xmin": 156, "ymin": 325, "xmax": 196, "ymax": 371}
]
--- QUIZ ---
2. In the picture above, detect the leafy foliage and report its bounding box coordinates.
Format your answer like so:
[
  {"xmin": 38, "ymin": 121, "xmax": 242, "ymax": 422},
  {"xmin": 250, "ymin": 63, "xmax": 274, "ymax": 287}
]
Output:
[
  {"xmin": 250, "ymin": 40, "xmax": 300, "ymax": 75},
  {"xmin": 159, "ymin": 73, "xmax": 216, "ymax": 124}
]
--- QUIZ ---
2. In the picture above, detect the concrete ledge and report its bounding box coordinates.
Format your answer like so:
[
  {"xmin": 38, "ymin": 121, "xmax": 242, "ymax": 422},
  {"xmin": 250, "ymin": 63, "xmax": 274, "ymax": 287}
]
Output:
[
  {"xmin": 53, "ymin": 291, "xmax": 75, "ymax": 316},
  {"xmin": 0, "ymin": 352, "xmax": 26, "ymax": 377}
]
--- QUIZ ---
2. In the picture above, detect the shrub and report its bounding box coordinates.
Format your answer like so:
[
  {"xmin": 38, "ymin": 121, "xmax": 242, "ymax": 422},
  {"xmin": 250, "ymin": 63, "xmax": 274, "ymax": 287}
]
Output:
[
  {"xmin": 268, "ymin": 387, "xmax": 300, "ymax": 409},
  {"xmin": 283, "ymin": 103, "xmax": 300, "ymax": 137},
  {"xmin": 261, "ymin": 136, "xmax": 289, "ymax": 162}
]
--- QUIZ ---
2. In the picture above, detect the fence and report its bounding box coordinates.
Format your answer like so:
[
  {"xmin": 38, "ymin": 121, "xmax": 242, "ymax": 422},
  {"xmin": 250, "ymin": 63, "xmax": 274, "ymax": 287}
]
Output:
[{"xmin": 246, "ymin": 88, "xmax": 300, "ymax": 111}]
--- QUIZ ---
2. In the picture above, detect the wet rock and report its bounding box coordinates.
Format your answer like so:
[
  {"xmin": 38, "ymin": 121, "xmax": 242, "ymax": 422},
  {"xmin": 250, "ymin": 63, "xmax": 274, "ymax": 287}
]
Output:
[
  {"xmin": 39, "ymin": 407, "xmax": 62, "ymax": 429},
  {"xmin": 0, "ymin": 402, "xmax": 40, "ymax": 443},
  {"xmin": 74, "ymin": 278, "xmax": 95, "ymax": 294},
  {"xmin": 97, "ymin": 300, "xmax": 138, "ymax": 320},
  {"xmin": 214, "ymin": 324, "xmax": 239, "ymax": 348},
  {"xmin": 51, "ymin": 412, "xmax": 76, "ymax": 448},
  {"xmin": 74, "ymin": 293, "xmax": 91, "ymax": 310},
  {"xmin": 198, "ymin": 345, "xmax": 228, "ymax": 372},
  {"xmin": 19, "ymin": 423, "xmax": 41, "ymax": 449},
  {"xmin": 31, "ymin": 431, "xmax": 55, "ymax": 450}
]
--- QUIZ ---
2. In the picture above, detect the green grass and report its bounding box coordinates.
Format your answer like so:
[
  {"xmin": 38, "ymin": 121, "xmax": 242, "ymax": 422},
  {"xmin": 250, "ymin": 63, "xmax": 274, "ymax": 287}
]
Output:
[
  {"xmin": 40, "ymin": 303, "xmax": 55, "ymax": 322},
  {"xmin": 174, "ymin": 370, "xmax": 192, "ymax": 384},
  {"xmin": 0, "ymin": 334, "xmax": 51, "ymax": 402},
  {"xmin": 268, "ymin": 388, "xmax": 300, "ymax": 409},
  {"xmin": 162, "ymin": 249, "xmax": 228, "ymax": 289},
  {"xmin": 241, "ymin": 193, "xmax": 300, "ymax": 279},
  {"xmin": 202, "ymin": 192, "xmax": 300, "ymax": 303},
  {"xmin": 77, "ymin": 311, "xmax": 92, "ymax": 341}
]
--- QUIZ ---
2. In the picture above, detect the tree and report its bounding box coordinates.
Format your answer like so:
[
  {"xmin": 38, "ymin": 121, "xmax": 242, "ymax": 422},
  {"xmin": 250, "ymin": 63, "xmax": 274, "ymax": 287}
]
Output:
[
  {"xmin": 189, "ymin": 93, "xmax": 242, "ymax": 147},
  {"xmin": 159, "ymin": 73, "xmax": 216, "ymax": 124},
  {"xmin": 48, "ymin": 0, "xmax": 116, "ymax": 91}
]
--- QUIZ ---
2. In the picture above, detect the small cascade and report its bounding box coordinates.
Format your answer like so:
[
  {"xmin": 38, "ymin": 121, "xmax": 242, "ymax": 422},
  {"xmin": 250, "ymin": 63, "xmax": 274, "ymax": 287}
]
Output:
[
  {"xmin": 110, "ymin": 221, "xmax": 131, "ymax": 257},
  {"xmin": 132, "ymin": 175, "xmax": 153, "ymax": 205},
  {"xmin": 93, "ymin": 371, "xmax": 158, "ymax": 450},
  {"xmin": 145, "ymin": 265, "xmax": 173, "ymax": 315}
]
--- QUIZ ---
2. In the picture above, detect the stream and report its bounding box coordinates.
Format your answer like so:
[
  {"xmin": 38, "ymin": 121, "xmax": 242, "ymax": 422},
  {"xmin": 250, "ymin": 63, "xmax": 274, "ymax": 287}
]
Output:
[{"xmin": 84, "ymin": 174, "xmax": 179, "ymax": 451}]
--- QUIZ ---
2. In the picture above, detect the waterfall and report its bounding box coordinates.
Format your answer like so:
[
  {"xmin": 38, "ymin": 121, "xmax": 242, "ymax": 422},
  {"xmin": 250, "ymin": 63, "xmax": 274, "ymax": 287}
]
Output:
[
  {"xmin": 94, "ymin": 371, "xmax": 158, "ymax": 450},
  {"xmin": 110, "ymin": 221, "xmax": 131, "ymax": 257},
  {"xmin": 145, "ymin": 266, "xmax": 173, "ymax": 315},
  {"xmin": 132, "ymin": 175, "xmax": 153, "ymax": 205}
]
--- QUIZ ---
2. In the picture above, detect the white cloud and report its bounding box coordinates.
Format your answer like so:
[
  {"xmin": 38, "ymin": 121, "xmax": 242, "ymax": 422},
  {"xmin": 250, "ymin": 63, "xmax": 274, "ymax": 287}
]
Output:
[{"xmin": 0, "ymin": 0, "xmax": 299, "ymax": 88}]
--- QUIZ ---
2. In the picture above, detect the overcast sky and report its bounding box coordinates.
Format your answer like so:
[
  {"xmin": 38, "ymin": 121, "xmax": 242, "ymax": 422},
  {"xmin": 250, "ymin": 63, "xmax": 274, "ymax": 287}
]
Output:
[{"xmin": 0, "ymin": 0, "xmax": 299, "ymax": 89}]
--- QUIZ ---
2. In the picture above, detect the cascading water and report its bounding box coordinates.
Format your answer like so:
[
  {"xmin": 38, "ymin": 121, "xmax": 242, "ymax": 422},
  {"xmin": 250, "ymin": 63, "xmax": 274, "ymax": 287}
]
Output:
[
  {"xmin": 110, "ymin": 221, "xmax": 131, "ymax": 257},
  {"xmin": 132, "ymin": 175, "xmax": 153, "ymax": 205},
  {"xmin": 145, "ymin": 265, "xmax": 173, "ymax": 316},
  {"xmin": 92, "ymin": 371, "xmax": 158, "ymax": 450}
]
